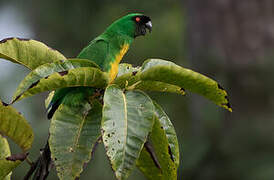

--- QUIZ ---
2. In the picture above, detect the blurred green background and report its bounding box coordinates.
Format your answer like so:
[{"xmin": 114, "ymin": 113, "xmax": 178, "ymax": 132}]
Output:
[{"xmin": 1, "ymin": 0, "xmax": 274, "ymax": 179}]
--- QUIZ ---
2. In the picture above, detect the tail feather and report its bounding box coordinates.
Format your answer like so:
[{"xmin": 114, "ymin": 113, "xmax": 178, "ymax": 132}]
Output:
[
  {"xmin": 46, "ymin": 87, "xmax": 95, "ymax": 119},
  {"xmin": 46, "ymin": 99, "xmax": 61, "ymax": 119}
]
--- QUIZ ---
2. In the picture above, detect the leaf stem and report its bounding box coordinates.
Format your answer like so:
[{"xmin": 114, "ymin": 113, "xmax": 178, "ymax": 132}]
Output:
[
  {"xmin": 126, "ymin": 81, "xmax": 141, "ymax": 91},
  {"xmin": 25, "ymin": 156, "xmax": 33, "ymax": 166}
]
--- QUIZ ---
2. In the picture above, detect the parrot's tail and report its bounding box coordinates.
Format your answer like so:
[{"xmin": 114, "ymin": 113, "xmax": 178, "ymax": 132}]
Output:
[
  {"xmin": 46, "ymin": 99, "xmax": 61, "ymax": 119},
  {"xmin": 46, "ymin": 87, "xmax": 95, "ymax": 119}
]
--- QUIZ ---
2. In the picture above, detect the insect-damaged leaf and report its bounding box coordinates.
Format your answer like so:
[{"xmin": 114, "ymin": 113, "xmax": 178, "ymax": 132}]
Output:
[
  {"xmin": 49, "ymin": 99, "xmax": 102, "ymax": 180},
  {"xmin": 137, "ymin": 102, "xmax": 179, "ymax": 180},
  {"xmin": 0, "ymin": 135, "xmax": 23, "ymax": 180},
  {"xmin": 117, "ymin": 63, "xmax": 140, "ymax": 77},
  {"xmin": 113, "ymin": 63, "xmax": 185, "ymax": 95},
  {"xmin": 140, "ymin": 59, "xmax": 232, "ymax": 112},
  {"xmin": 102, "ymin": 85, "xmax": 155, "ymax": 180},
  {"xmin": 12, "ymin": 58, "xmax": 101, "ymax": 103},
  {"xmin": 0, "ymin": 101, "xmax": 33, "ymax": 151},
  {"xmin": 12, "ymin": 67, "xmax": 109, "ymax": 102},
  {"xmin": 0, "ymin": 37, "xmax": 66, "ymax": 70}
]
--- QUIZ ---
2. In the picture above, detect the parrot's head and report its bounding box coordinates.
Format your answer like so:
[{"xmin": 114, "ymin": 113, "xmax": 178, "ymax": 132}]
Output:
[{"xmin": 106, "ymin": 13, "xmax": 152, "ymax": 38}]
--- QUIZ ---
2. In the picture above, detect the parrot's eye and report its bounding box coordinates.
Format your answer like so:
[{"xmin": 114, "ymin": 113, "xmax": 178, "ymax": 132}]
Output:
[{"xmin": 135, "ymin": 17, "xmax": 141, "ymax": 22}]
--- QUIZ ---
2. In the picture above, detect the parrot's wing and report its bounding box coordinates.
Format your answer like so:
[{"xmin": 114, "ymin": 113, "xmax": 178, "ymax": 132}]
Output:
[
  {"xmin": 47, "ymin": 39, "xmax": 110, "ymax": 119},
  {"xmin": 77, "ymin": 38, "xmax": 110, "ymax": 71}
]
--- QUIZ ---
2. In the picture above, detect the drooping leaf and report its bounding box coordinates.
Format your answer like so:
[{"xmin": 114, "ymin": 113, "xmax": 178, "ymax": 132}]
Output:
[
  {"xmin": 0, "ymin": 37, "xmax": 66, "ymax": 70},
  {"xmin": 49, "ymin": 99, "xmax": 102, "ymax": 180},
  {"xmin": 12, "ymin": 67, "xmax": 109, "ymax": 102},
  {"xmin": 153, "ymin": 102, "xmax": 180, "ymax": 166},
  {"xmin": 113, "ymin": 63, "xmax": 185, "ymax": 95},
  {"xmin": 0, "ymin": 101, "xmax": 34, "ymax": 151},
  {"xmin": 13, "ymin": 58, "xmax": 100, "ymax": 103},
  {"xmin": 137, "ymin": 102, "xmax": 180, "ymax": 180},
  {"xmin": 102, "ymin": 85, "xmax": 155, "ymax": 180},
  {"xmin": 140, "ymin": 59, "xmax": 232, "ymax": 112}
]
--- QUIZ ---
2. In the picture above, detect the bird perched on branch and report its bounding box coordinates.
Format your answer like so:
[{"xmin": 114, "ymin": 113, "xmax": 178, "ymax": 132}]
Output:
[{"xmin": 47, "ymin": 13, "xmax": 152, "ymax": 118}]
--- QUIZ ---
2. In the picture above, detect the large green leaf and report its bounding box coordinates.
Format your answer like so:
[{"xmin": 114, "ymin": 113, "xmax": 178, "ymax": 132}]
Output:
[
  {"xmin": 113, "ymin": 63, "xmax": 185, "ymax": 95},
  {"xmin": 0, "ymin": 101, "xmax": 34, "ymax": 151},
  {"xmin": 140, "ymin": 59, "xmax": 232, "ymax": 112},
  {"xmin": 12, "ymin": 67, "xmax": 109, "ymax": 102},
  {"xmin": 137, "ymin": 102, "xmax": 180, "ymax": 180},
  {"xmin": 49, "ymin": 99, "xmax": 102, "ymax": 180},
  {"xmin": 13, "ymin": 58, "xmax": 100, "ymax": 103},
  {"xmin": 102, "ymin": 85, "xmax": 155, "ymax": 180},
  {"xmin": 0, "ymin": 37, "xmax": 66, "ymax": 70}
]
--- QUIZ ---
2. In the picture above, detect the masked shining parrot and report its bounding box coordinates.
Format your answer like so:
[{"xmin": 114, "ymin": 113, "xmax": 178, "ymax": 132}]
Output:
[{"xmin": 47, "ymin": 13, "xmax": 152, "ymax": 118}]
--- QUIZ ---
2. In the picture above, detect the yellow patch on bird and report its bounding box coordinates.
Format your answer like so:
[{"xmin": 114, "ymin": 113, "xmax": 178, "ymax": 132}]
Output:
[{"xmin": 109, "ymin": 44, "xmax": 129, "ymax": 82}]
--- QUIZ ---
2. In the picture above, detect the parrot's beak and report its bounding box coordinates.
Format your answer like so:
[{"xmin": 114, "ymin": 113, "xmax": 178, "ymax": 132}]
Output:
[{"xmin": 145, "ymin": 21, "xmax": 152, "ymax": 33}]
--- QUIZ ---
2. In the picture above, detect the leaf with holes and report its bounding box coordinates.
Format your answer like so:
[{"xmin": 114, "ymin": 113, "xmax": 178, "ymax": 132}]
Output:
[
  {"xmin": 102, "ymin": 85, "xmax": 155, "ymax": 180},
  {"xmin": 137, "ymin": 102, "xmax": 179, "ymax": 180},
  {"xmin": 0, "ymin": 135, "xmax": 25, "ymax": 180},
  {"xmin": 0, "ymin": 37, "xmax": 66, "ymax": 70},
  {"xmin": 117, "ymin": 63, "xmax": 140, "ymax": 77},
  {"xmin": 49, "ymin": 99, "xmax": 102, "ymax": 180},
  {"xmin": 0, "ymin": 101, "xmax": 33, "ymax": 151},
  {"xmin": 140, "ymin": 59, "xmax": 232, "ymax": 112},
  {"xmin": 113, "ymin": 63, "xmax": 185, "ymax": 95},
  {"xmin": 13, "ymin": 58, "xmax": 100, "ymax": 103},
  {"xmin": 12, "ymin": 67, "xmax": 109, "ymax": 102}
]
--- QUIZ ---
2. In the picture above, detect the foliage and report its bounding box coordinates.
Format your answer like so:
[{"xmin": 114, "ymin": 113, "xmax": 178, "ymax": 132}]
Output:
[{"xmin": 0, "ymin": 37, "xmax": 231, "ymax": 179}]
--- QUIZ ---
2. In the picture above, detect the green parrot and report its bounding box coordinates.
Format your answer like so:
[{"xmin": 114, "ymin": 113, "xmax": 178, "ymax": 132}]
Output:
[{"xmin": 47, "ymin": 13, "xmax": 152, "ymax": 118}]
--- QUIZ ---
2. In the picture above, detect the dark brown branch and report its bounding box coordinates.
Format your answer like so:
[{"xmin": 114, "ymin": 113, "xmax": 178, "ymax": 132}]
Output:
[{"xmin": 24, "ymin": 140, "xmax": 52, "ymax": 180}]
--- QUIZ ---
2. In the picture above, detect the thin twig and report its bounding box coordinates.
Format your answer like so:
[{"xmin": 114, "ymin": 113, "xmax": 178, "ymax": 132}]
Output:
[
  {"xmin": 24, "ymin": 138, "xmax": 52, "ymax": 180},
  {"xmin": 25, "ymin": 157, "xmax": 34, "ymax": 166}
]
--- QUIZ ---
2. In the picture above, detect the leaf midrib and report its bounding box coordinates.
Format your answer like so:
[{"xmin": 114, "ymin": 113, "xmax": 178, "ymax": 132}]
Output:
[
  {"xmin": 120, "ymin": 92, "xmax": 128, "ymax": 177},
  {"xmin": 69, "ymin": 105, "xmax": 90, "ymax": 174}
]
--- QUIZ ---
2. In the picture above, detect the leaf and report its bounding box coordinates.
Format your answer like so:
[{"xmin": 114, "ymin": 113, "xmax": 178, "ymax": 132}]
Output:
[
  {"xmin": 153, "ymin": 102, "xmax": 180, "ymax": 166},
  {"xmin": 49, "ymin": 99, "xmax": 102, "ymax": 180},
  {"xmin": 102, "ymin": 85, "xmax": 155, "ymax": 180},
  {"xmin": 13, "ymin": 58, "xmax": 100, "ymax": 103},
  {"xmin": 0, "ymin": 135, "xmax": 26, "ymax": 180},
  {"xmin": 12, "ymin": 67, "xmax": 109, "ymax": 102},
  {"xmin": 140, "ymin": 59, "xmax": 232, "ymax": 112},
  {"xmin": 0, "ymin": 37, "xmax": 66, "ymax": 70},
  {"xmin": 0, "ymin": 135, "xmax": 12, "ymax": 180},
  {"xmin": 0, "ymin": 101, "xmax": 34, "ymax": 151},
  {"xmin": 0, "ymin": 154, "xmax": 26, "ymax": 180},
  {"xmin": 45, "ymin": 91, "xmax": 55, "ymax": 109},
  {"xmin": 134, "ymin": 81, "xmax": 185, "ymax": 95},
  {"xmin": 0, "ymin": 135, "xmax": 10, "ymax": 159},
  {"xmin": 113, "ymin": 64, "xmax": 185, "ymax": 95},
  {"xmin": 117, "ymin": 63, "xmax": 140, "ymax": 77},
  {"xmin": 137, "ymin": 102, "xmax": 180, "ymax": 180},
  {"xmin": 0, "ymin": 159, "xmax": 21, "ymax": 180}
]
